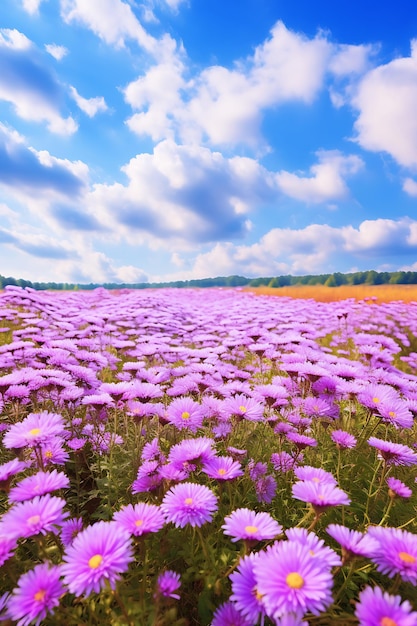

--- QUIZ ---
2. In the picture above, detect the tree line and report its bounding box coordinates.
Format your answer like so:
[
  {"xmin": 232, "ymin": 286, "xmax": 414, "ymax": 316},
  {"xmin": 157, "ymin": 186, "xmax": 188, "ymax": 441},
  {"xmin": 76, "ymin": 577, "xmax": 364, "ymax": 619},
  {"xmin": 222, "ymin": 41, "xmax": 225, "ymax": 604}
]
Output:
[{"xmin": 1, "ymin": 270, "xmax": 417, "ymax": 291}]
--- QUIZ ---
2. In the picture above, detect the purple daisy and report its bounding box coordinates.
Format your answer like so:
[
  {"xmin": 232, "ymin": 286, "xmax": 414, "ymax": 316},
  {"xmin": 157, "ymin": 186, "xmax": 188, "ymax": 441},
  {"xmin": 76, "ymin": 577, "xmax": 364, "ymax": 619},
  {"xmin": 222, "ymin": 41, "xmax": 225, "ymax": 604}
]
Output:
[
  {"xmin": 387, "ymin": 477, "xmax": 412, "ymax": 499},
  {"xmin": 202, "ymin": 456, "xmax": 244, "ymax": 481},
  {"xmin": 326, "ymin": 524, "xmax": 379, "ymax": 562},
  {"xmin": 8, "ymin": 469, "xmax": 70, "ymax": 502},
  {"xmin": 166, "ymin": 397, "xmax": 204, "ymax": 432},
  {"xmin": 3, "ymin": 412, "xmax": 67, "ymax": 449},
  {"xmin": 7, "ymin": 563, "xmax": 64, "ymax": 626},
  {"xmin": 222, "ymin": 508, "xmax": 282, "ymax": 542},
  {"xmin": 366, "ymin": 526, "xmax": 417, "ymax": 584},
  {"xmin": 229, "ymin": 552, "xmax": 267, "ymax": 624},
  {"xmin": 293, "ymin": 466, "xmax": 337, "ymax": 486},
  {"xmin": 155, "ymin": 570, "xmax": 181, "ymax": 600},
  {"xmin": 255, "ymin": 474, "xmax": 277, "ymax": 504},
  {"xmin": 61, "ymin": 521, "xmax": 134, "ymax": 596},
  {"xmin": 330, "ymin": 429, "xmax": 357, "ymax": 449},
  {"xmin": 0, "ymin": 533, "xmax": 17, "ymax": 567},
  {"xmin": 60, "ymin": 517, "xmax": 83, "ymax": 547},
  {"xmin": 161, "ymin": 482, "xmax": 218, "ymax": 528},
  {"xmin": 285, "ymin": 528, "xmax": 341, "ymax": 568},
  {"xmin": 0, "ymin": 494, "xmax": 68, "ymax": 539},
  {"xmin": 292, "ymin": 481, "xmax": 351, "ymax": 510},
  {"xmin": 271, "ymin": 451, "xmax": 299, "ymax": 473},
  {"xmin": 211, "ymin": 601, "xmax": 251, "ymax": 626},
  {"xmin": 253, "ymin": 539, "xmax": 334, "ymax": 620},
  {"xmin": 113, "ymin": 503, "xmax": 165, "ymax": 536},
  {"xmin": 286, "ymin": 432, "xmax": 318, "ymax": 450},
  {"xmin": 368, "ymin": 437, "xmax": 417, "ymax": 466},
  {"xmin": 355, "ymin": 585, "xmax": 417, "ymax": 626},
  {"xmin": 167, "ymin": 437, "xmax": 216, "ymax": 470},
  {"xmin": 0, "ymin": 458, "xmax": 28, "ymax": 490}
]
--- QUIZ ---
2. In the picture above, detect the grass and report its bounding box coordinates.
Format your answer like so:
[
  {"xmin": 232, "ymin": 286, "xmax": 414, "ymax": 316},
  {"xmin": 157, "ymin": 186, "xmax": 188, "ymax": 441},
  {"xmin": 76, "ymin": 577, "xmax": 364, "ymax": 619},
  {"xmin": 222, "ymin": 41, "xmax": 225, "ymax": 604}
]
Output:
[{"xmin": 246, "ymin": 284, "xmax": 417, "ymax": 303}]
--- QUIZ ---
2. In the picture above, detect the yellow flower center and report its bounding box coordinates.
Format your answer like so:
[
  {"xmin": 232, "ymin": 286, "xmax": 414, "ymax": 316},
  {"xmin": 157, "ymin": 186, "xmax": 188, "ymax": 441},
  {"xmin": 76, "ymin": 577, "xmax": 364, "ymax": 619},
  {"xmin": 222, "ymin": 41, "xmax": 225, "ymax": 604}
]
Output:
[
  {"xmin": 88, "ymin": 554, "xmax": 103, "ymax": 569},
  {"xmin": 218, "ymin": 468, "xmax": 226, "ymax": 475},
  {"xmin": 44, "ymin": 451, "xmax": 53, "ymax": 459},
  {"xmin": 398, "ymin": 551, "xmax": 416, "ymax": 564},
  {"xmin": 380, "ymin": 618, "xmax": 398, "ymax": 626},
  {"xmin": 388, "ymin": 411, "xmax": 396, "ymax": 418},
  {"xmin": 28, "ymin": 515, "xmax": 41, "ymax": 525},
  {"xmin": 244, "ymin": 525, "xmax": 258, "ymax": 535},
  {"xmin": 29, "ymin": 428, "xmax": 41, "ymax": 436},
  {"xmin": 184, "ymin": 498, "xmax": 193, "ymax": 505},
  {"xmin": 286, "ymin": 572, "xmax": 304, "ymax": 589},
  {"xmin": 372, "ymin": 397, "xmax": 380, "ymax": 403},
  {"xmin": 181, "ymin": 411, "xmax": 190, "ymax": 420},
  {"xmin": 34, "ymin": 589, "xmax": 46, "ymax": 602},
  {"xmin": 254, "ymin": 587, "xmax": 264, "ymax": 601},
  {"xmin": 135, "ymin": 519, "xmax": 144, "ymax": 527},
  {"xmin": 312, "ymin": 477, "xmax": 320, "ymax": 482},
  {"xmin": 239, "ymin": 405, "xmax": 247, "ymax": 413}
]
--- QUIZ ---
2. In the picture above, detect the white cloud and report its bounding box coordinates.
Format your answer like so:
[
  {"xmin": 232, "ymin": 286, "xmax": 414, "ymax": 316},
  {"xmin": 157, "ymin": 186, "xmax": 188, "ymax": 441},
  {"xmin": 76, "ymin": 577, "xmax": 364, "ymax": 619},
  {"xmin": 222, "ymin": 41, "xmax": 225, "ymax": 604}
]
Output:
[
  {"xmin": 69, "ymin": 86, "xmax": 108, "ymax": 117},
  {"xmin": 21, "ymin": 0, "xmax": 44, "ymax": 14},
  {"xmin": 352, "ymin": 40, "xmax": 417, "ymax": 168},
  {"xmin": 45, "ymin": 43, "xmax": 69, "ymax": 60},
  {"xmin": 60, "ymin": 0, "xmax": 158, "ymax": 53},
  {"xmin": 276, "ymin": 150, "xmax": 364, "ymax": 204},
  {"xmin": 342, "ymin": 218, "xmax": 414, "ymax": 253},
  {"xmin": 0, "ymin": 30, "xmax": 78, "ymax": 135},
  {"xmin": 403, "ymin": 177, "xmax": 417, "ymax": 197},
  {"xmin": 329, "ymin": 43, "xmax": 376, "ymax": 77}
]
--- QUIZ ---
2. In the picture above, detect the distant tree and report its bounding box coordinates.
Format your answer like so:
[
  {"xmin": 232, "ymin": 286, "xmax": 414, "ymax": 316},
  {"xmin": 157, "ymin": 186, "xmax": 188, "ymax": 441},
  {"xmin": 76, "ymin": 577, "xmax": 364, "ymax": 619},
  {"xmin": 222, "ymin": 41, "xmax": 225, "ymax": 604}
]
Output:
[{"xmin": 324, "ymin": 274, "xmax": 337, "ymax": 287}]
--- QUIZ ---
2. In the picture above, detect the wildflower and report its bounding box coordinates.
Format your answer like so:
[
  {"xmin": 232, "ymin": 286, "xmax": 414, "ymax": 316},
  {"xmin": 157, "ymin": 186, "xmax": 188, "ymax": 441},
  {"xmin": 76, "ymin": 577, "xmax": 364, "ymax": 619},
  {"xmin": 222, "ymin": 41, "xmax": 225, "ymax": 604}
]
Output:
[
  {"xmin": 1, "ymin": 495, "xmax": 67, "ymax": 539},
  {"xmin": 368, "ymin": 437, "xmax": 417, "ymax": 466},
  {"xmin": 202, "ymin": 456, "xmax": 244, "ymax": 481},
  {"xmin": 3, "ymin": 412, "xmax": 67, "ymax": 449},
  {"xmin": 253, "ymin": 539, "xmax": 334, "ymax": 619},
  {"xmin": 0, "ymin": 534, "xmax": 17, "ymax": 566},
  {"xmin": 358, "ymin": 384, "xmax": 398, "ymax": 412},
  {"xmin": 230, "ymin": 552, "xmax": 267, "ymax": 624},
  {"xmin": 285, "ymin": 527, "xmax": 341, "ymax": 568},
  {"xmin": 0, "ymin": 458, "xmax": 28, "ymax": 490},
  {"xmin": 222, "ymin": 394, "xmax": 264, "ymax": 422},
  {"xmin": 271, "ymin": 451, "xmax": 298, "ymax": 473},
  {"xmin": 211, "ymin": 601, "xmax": 251, "ymax": 626},
  {"xmin": 7, "ymin": 563, "xmax": 64, "ymax": 626},
  {"xmin": 161, "ymin": 482, "xmax": 218, "ymax": 528},
  {"xmin": 166, "ymin": 397, "xmax": 204, "ymax": 432},
  {"xmin": 222, "ymin": 508, "xmax": 282, "ymax": 542},
  {"xmin": 387, "ymin": 477, "xmax": 412, "ymax": 499},
  {"xmin": 326, "ymin": 524, "xmax": 379, "ymax": 563},
  {"xmin": 294, "ymin": 466, "xmax": 337, "ymax": 486},
  {"xmin": 61, "ymin": 521, "xmax": 134, "ymax": 596},
  {"xmin": 60, "ymin": 517, "xmax": 83, "ymax": 547},
  {"xmin": 355, "ymin": 585, "xmax": 417, "ymax": 626},
  {"xmin": 9, "ymin": 470, "xmax": 69, "ymax": 502},
  {"xmin": 331, "ymin": 429, "xmax": 357, "ymax": 449},
  {"xmin": 367, "ymin": 526, "xmax": 417, "ymax": 584},
  {"xmin": 292, "ymin": 481, "xmax": 351, "ymax": 510},
  {"xmin": 155, "ymin": 570, "xmax": 181, "ymax": 600},
  {"xmin": 113, "ymin": 503, "xmax": 165, "ymax": 536},
  {"xmin": 286, "ymin": 432, "xmax": 318, "ymax": 450},
  {"xmin": 167, "ymin": 437, "xmax": 216, "ymax": 469},
  {"xmin": 255, "ymin": 474, "xmax": 277, "ymax": 504},
  {"xmin": 377, "ymin": 399, "xmax": 414, "ymax": 429}
]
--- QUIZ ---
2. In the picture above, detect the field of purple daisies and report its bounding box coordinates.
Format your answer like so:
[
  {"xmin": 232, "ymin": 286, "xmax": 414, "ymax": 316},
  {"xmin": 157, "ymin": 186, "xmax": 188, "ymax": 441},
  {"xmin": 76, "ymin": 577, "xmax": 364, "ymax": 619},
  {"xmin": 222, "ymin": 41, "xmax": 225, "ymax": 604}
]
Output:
[{"xmin": 0, "ymin": 285, "xmax": 417, "ymax": 625}]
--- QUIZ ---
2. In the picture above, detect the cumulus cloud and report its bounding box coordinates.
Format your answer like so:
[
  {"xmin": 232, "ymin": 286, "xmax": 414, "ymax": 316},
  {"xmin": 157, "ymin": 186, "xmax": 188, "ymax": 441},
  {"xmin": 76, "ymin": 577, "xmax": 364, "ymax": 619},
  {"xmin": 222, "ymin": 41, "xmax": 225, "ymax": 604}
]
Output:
[
  {"xmin": 69, "ymin": 86, "xmax": 108, "ymax": 117},
  {"xmin": 45, "ymin": 43, "xmax": 69, "ymax": 60},
  {"xmin": 0, "ymin": 123, "xmax": 86, "ymax": 196},
  {"xmin": 21, "ymin": 0, "xmax": 44, "ymax": 15},
  {"xmin": 403, "ymin": 178, "xmax": 417, "ymax": 196},
  {"xmin": 89, "ymin": 139, "xmax": 275, "ymax": 244},
  {"xmin": 352, "ymin": 40, "xmax": 417, "ymax": 168},
  {"xmin": 0, "ymin": 29, "xmax": 77, "ymax": 134},
  {"xmin": 275, "ymin": 150, "xmax": 364, "ymax": 204},
  {"xmin": 60, "ymin": 0, "xmax": 158, "ymax": 53}
]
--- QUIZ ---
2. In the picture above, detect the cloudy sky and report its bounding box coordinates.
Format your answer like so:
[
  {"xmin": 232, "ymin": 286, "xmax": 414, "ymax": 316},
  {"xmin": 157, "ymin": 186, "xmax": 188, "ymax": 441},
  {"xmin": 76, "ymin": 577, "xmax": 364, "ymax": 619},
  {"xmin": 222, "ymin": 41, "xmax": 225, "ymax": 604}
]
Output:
[{"xmin": 1, "ymin": 0, "xmax": 417, "ymax": 284}]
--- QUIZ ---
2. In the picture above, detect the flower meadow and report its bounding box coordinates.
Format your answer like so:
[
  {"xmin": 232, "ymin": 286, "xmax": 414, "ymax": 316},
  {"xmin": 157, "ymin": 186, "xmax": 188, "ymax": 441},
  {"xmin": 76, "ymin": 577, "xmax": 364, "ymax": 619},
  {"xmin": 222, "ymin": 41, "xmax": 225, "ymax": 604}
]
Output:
[{"xmin": 0, "ymin": 286, "xmax": 417, "ymax": 625}]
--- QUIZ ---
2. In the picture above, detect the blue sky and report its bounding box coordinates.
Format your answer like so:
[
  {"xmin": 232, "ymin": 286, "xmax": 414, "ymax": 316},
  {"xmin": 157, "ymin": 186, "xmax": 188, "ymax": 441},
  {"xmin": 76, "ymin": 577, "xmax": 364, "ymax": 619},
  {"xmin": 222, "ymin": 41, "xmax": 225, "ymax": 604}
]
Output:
[{"xmin": 1, "ymin": 0, "xmax": 417, "ymax": 283}]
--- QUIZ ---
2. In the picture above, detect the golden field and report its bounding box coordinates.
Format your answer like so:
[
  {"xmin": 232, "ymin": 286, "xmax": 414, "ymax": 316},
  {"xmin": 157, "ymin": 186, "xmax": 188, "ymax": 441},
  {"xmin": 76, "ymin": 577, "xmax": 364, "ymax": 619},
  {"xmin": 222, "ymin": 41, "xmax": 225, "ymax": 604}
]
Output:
[{"xmin": 247, "ymin": 283, "xmax": 417, "ymax": 303}]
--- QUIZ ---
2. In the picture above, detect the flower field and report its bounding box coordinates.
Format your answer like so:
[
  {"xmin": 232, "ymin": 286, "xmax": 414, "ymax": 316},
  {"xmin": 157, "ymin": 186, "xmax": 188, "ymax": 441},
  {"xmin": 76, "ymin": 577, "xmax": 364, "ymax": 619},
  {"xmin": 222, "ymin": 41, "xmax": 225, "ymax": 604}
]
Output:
[{"xmin": 0, "ymin": 285, "xmax": 417, "ymax": 625}]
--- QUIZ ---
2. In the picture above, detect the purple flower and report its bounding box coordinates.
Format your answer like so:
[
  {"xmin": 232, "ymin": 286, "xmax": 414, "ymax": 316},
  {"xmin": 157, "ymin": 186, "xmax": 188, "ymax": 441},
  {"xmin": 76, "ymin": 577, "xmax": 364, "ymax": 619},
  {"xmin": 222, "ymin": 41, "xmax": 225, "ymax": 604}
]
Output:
[
  {"xmin": 222, "ymin": 508, "xmax": 282, "ymax": 542},
  {"xmin": 60, "ymin": 517, "xmax": 83, "ymax": 547},
  {"xmin": 387, "ymin": 477, "xmax": 412, "ymax": 499},
  {"xmin": 161, "ymin": 482, "xmax": 218, "ymax": 528},
  {"xmin": 8, "ymin": 469, "xmax": 70, "ymax": 502},
  {"xmin": 202, "ymin": 456, "xmax": 244, "ymax": 481},
  {"xmin": 253, "ymin": 539, "xmax": 334, "ymax": 620},
  {"xmin": 167, "ymin": 437, "xmax": 215, "ymax": 469},
  {"xmin": 355, "ymin": 585, "xmax": 417, "ymax": 626},
  {"xmin": 0, "ymin": 458, "xmax": 28, "ymax": 489},
  {"xmin": 113, "ymin": 503, "xmax": 165, "ymax": 536},
  {"xmin": 0, "ymin": 494, "xmax": 68, "ymax": 539},
  {"xmin": 368, "ymin": 437, "xmax": 417, "ymax": 466},
  {"xmin": 61, "ymin": 521, "xmax": 134, "ymax": 596},
  {"xmin": 166, "ymin": 397, "xmax": 204, "ymax": 432},
  {"xmin": 255, "ymin": 474, "xmax": 277, "ymax": 504},
  {"xmin": 292, "ymin": 481, "xmax": 351, "ymax": 510},
  {"xmin": 376, "ymin": 399, "xmax": 414, "ymax": 429},
  {"xmin": 230, "ymin": 553, "xmax": 267, "ymax": 624},
  {"xmin": 326, "ymin": 524, "xmax": 379, "ymax": 562},
  {"xmin": 294, "ymin": 466, "xmax": 337, "ymax": 486},
  {"xmin": 330, "ymin": 429, "xmax": 357, "ymax": 449},
  {"xmin": 7, "ymin": 563, "xmax": 64, "ymax": 626},
  {"xmin": 155, "ymin": 570, "xmax": 181, "ymax": 600},
  {"xmin": 286, "ymin": 432, "xmax": 318, "ymax": 449},
  {"xmin": 222, "ymin": 394, "xmax": 264, "ymax": 422},
  {"xmin": 211, "ymin": 601, "xmax": 251, "ymax": 626},
  {"xmin": 367, "ymin": 526, "xmax": 417, "ymax": 584},
  {"xmin": 0, "ymin": 533, "xmax": 17, "ymax": 566},
  {"xmin": 285, "ymin": 527, "xmax": 341, "ymax": 568},
  {"xmin": 3, "ymin": 412, "xmax": 67, "ymax": 449},
  {"xmin": 271, "ymin": 451, "xmax": 298, "ymax": 473}
]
